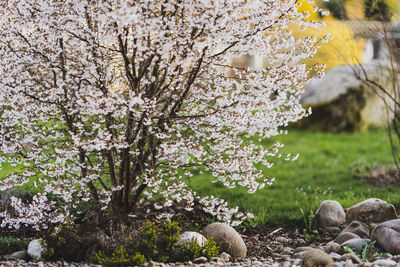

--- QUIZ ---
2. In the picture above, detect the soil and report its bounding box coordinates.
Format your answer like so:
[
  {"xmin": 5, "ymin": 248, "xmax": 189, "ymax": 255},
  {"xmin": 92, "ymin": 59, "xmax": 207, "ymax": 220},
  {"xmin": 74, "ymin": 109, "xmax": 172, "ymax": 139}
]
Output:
[
  {"xmin": 357, "ymin": 165, "xmax": 400, "ymax": 187},
  {"xmin": 239, "ymin": 226, "xmax": 307, "ymax": 258},
  {"xmin": 0, "ymin": 199, "xmax": 324, "ymax": 261}
]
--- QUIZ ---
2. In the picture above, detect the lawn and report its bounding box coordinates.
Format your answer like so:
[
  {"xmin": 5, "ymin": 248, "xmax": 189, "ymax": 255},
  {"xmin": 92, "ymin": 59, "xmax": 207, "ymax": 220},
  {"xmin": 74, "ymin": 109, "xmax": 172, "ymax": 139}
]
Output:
[
  {"xmin": 187, "ymin": 128, "xmax": 400, "ymax": 227},
  {"xmin": 1, "ymin": 128, "xmax": 399, "ymax": 228}
]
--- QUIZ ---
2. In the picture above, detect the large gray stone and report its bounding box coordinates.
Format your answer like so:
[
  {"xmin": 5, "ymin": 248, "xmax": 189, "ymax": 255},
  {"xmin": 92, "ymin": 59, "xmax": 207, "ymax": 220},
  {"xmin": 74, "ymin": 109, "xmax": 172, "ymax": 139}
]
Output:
[
  {"xmin": 325, "ymin": 242, "xmax": 341, "ymax": 254},
  {"xmin": 371, "ymin": 219, "xmax": 400, "ymax": 254},
  {"xmin": 334, "ymin": 232, "xmax": 360, "ymax": 245},
  {"xmin": 346, "ymin": 198, "xmax": 397, "ymax": 224},
  {"xmin": 3, "ymin": 250, "xmax": 27, "ymax": 260},
  {"xmin": 299, "ymin": 63, "xmax": 394, "ymax": 132},
  {"xmin": 301, "ymin": 249, "xmax": 334, "ymax": 266},
  {"xmin": 341, "ymin": 220, "xmax": 370, "ymax": 238},
  {"xmin": 202, "ymin": 222, "xmax": 246, "ymax": 259},
  {"xmin": 373, "ymin": 259, "xmax": 397, "ymax": 267},
  {"xmin": 313, "ymin": 200, "xmax": 346, "ymax": 229},
  {"xmin": 340, "ymin": 238, "xmax": 370, "ymax": 254},
  {"xmin": 27, "ymin": 239, "xmax": 44, "ymax": 261}
]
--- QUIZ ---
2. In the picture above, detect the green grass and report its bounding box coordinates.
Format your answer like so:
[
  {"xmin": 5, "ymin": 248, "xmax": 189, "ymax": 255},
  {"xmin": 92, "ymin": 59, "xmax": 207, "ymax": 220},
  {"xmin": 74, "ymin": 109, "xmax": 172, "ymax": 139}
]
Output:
[
  {"xmin": 1, "ymin": 128, "xmax": 399, "ymax": 228},
  {"xmin": 187, "ymin": 128, "xmax": 400, "ymax": 227}
]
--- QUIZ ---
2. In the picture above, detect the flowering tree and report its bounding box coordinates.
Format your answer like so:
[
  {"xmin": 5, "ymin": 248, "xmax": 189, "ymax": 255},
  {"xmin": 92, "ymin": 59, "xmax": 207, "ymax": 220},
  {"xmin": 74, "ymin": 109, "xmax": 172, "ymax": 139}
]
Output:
[{"xmin": 0, "ymin": 0, "xmax": 326, "ymax": 230}]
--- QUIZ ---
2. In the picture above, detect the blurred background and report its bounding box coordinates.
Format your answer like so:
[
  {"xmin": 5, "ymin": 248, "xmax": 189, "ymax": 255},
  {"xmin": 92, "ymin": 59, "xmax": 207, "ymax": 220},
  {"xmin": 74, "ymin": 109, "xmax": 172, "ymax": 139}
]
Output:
[{"xmin": 188, "ymin": 0, "xmax": 400, "ymax": 228}]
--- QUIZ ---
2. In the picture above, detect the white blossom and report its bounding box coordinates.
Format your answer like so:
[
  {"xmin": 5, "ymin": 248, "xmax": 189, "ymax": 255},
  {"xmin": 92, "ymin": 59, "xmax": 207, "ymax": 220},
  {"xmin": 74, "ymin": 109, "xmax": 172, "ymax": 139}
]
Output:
[{"xmin": 0, "ymin": 0, "xmax": 325, "ymax": 229}]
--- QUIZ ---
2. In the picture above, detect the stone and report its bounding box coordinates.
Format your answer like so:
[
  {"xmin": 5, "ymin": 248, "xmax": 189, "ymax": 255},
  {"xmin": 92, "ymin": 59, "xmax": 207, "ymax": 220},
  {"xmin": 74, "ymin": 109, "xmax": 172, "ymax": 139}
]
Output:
[
  {"xmin": 340, "ymin": 238, "xmax": 370, "ymax": 254},
  {"xmin": 211, "ymin": 257, "xmax": 225, "ymax": 264},
  {"xmin": 325, "ymin": 242, "xmax": 341, "ymax": 254},
  {"xmin": 293, "ymin": 246, "xmax": 314, "ymax": 253},
  {"xmin": 193, "ymin": 256, "xmax": 208, "ymax": 264},
  {"xmin": 219, "ymin": 252, "xmax": 231, "ymax": 262},
  {"xmin": 299, "ymin": 64, "xmax": 394, "ymax": 132},
  {"xmin": 334, "ymin": 232, "xmax": 360, "ymax": 245},
  {"xmin": 202, "ymin": 222, "xmax": 246, "ymax": 259},
  {"xmin": 373, "ymin": 259, "xmax": 398, "ymax": 267},
  {"xmin": 344, "ymin": 259, "xmax": 355, "ymax": 267},
  {"xmin": 27, "ymin": 239, "xmax": 45, "ymax": 261},
  {"xmin": 346, "ymin": 198, "xmax": 398, "ymax": 224},
  {"xmin": 329, "ymin": 252, "xmax": 342, "ymax": 261},
  {"xmin": 301, "ymin": 249, "xmax": 334, "ymax": 266},
  {"xmin": 312, "ymin": 200, "xmax": 346, "ymax": 228},
  {"xmin": 332, "ymin": 262, "xmax": 345, "ymax": 267},
  {"xmin": 275, "ymin": 236, "xmax": 289, "ymax": 243},
  {"xmin": 341, "ymin": 220, "xmax": 370, "ymax": 238},
  {"xmin": 292, "ymin": 258, "xmax": 302, "ymax": 265},
  {"xmin": 180, "ymin": 231, "xmax": 207, "ymax": 247},
  {"xmin": 3, "ymin": 250, "xmax": 27, "ymax": 260},
  {"xmin": 371, "ymin": 219, "xmax": 400, "ymax": 254},
  {"xmin": 294, "ymin": 251, "xmax": 307, "ymax": 259},
  {"xmin": 340, "ymin": 253, "xmax": 362, "ymax": 264},
  {"xmin": 282, "ymin": 247, "xmax": 293, "ymax": 254}
]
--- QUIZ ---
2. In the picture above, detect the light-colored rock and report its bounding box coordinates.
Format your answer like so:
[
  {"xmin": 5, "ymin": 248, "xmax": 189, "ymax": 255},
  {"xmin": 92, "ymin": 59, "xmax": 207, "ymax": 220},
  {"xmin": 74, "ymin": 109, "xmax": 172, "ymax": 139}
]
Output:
[
  {"xmin": 3, "ymin": 250, "xmax": 27, "ymax": 260},
  {"xmin": 325, "ymin": 242, "xmax": 341, "ymax": 254},
  {"xmin": 334, "ymin": 232, "xmax": 360, "ymax": 245},
  {"xmin": 275, "ymin": 236, "xmax": 289, "ymax": 243},
  {"xmin": 341, "ymin": 238, "xmax": 370, "ymax": 254},
  {"xmin": 332, "ymin": 262, "xmax": 345, "ymax": 267},
  {"xmin": 292, "ymin": 258, "xmax": 302, "ymax": 265},
  {"xmin": 282, "ymin": 247, "xmax": 293, "ymax": 254},
  {"xmin": 373, "ymin": 259, "xmax": 398, "ymax": 267},
  {"xmin": 193, "ymin": 256, "xmax": 208, "ymax": 264},
  {"xmin": 313, "ymin": 200, "xmax": 346, "ymax": 228},
  {"xmin": 300, "ymin": 64, "xmax": 394, "ymax": 132},
  {"xmin": 371, "ymin": 219, "xmax": 400, "ymax": 254},
  {"xmin": 294, "ymin": 246, "xmax": 314, "ymax": 253},
  {"xmin": 27, "ymin": 239, "xmax": 45, "ymax": 261},
  {"xmin": 346, "ymin": 198, "xmax": 398, "ymax": 224},
  {"xmin": 219, "ymin": 252, "xmax": 231, "ymax": 262},
  {"xmin": 329, "ymin": 252, "xmax": 342, "ymax": 261},
  {"xmin": 342, "ymin": 220, "xmax": 370, "ymax": 238},
  {"xmin": 340, "ymin": 253, "xmax": 362, "ymax": 264},
  {"xmin": 202, "ymin": 222, "xmax": 246, "ymax": 259},
  {"xmin": 180, "ymin": 231, "xmax": 207, "ymax": 247},
  {"xmin": 211, "ymin": 256, "xmax": 225, "ymax": 264},
  {"xmin": 294, "ymin": 251, "xmax": 307, "ymax": 259},
  {"xmin": 301, "ymin": 249, "xmax": 334, "ymax": 266}
]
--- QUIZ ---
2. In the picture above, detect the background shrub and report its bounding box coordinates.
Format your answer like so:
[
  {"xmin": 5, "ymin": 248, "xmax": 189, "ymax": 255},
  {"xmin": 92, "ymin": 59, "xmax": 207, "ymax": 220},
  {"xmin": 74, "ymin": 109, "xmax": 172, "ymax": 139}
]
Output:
[{"xmin": 0, "ymin": 236, "xmax": 29, "ymax": 255}]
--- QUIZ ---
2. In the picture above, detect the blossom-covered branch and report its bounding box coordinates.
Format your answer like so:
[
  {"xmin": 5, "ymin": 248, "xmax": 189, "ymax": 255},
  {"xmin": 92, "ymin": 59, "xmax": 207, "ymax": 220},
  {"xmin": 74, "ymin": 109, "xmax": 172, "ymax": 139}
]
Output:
[{"xmin": 0, "ymin": 0, "xmax": 327, "ymax": 229}]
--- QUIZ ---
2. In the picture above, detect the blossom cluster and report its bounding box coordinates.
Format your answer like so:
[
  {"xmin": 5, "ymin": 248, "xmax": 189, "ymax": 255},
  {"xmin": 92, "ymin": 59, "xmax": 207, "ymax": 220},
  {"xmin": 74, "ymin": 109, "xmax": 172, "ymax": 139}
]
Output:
[{"xmin": 0, "ymin": 0, "xmax": 327, "ymax": 229}]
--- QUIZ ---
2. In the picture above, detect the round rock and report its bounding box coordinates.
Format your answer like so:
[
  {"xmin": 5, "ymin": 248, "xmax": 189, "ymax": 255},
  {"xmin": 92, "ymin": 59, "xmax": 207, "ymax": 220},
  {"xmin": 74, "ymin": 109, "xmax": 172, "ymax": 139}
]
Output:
[
  {"xmin": 325, "ymin": 242, "xmax": 341, "ymax": 254},
  {"xmin": 371, "ymin": 219, "xmax": 400, "ymax": 254},
  {"xmin": 346, "ymin": 198, "xmax": 397, "ymax": 224},
  {"xmin": 341, "ymin": 220, "xmax": 370, "ymax": 238},
  {"xmin": 313, "ymin": 200, "xmax": 346, "ymax": 228},
  {"xmin": 340, "ymin": 238, "xmax": 370, "ymax": 254},
  {"xmin": 27, "ymin": 239, "xmax": 45, "ymax": 261},
  {"xmin": 334, "ymin": 232, "xmax": 360, "ymax": 245},
  {"xmin": 180, "ymin": 231, "xmax": 207, "ymax": 247},
  {"xmin": 202, "ymin": 222, "xmax": 246, "ymax": 259},
  {"xmin": 301, "ymin": 249, "xmax": 334, "ymax": 266}
]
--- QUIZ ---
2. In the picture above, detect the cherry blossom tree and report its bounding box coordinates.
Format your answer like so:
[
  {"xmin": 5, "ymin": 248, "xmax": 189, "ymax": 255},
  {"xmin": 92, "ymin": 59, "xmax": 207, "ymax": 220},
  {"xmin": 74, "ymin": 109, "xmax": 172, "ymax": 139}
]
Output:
[{"xmin": 0, "ymin": 0, "xmax": 327, "ymax": 230}]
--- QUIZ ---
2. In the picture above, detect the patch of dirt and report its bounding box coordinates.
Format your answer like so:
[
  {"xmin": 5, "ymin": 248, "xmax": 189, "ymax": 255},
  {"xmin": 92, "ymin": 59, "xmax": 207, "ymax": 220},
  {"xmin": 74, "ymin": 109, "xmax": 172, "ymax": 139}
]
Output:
[
  {"xmin": 358, "ymin": 165, "xmax": 400, "ymax": 187},
  {"xmin": 0, "ymin": 199, "xmax": 325, "ymax": 260},
  {"xmin": 239, "ymin": 227, "xmax": 306, "ymax": 258}
]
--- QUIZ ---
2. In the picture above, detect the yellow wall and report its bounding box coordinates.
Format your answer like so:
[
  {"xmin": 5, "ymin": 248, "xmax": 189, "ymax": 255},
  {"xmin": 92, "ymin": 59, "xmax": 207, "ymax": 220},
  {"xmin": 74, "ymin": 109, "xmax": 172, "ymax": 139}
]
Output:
[{"xmin": 294, "ymin": 0, "xmax": 366, "ymax": 70}]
